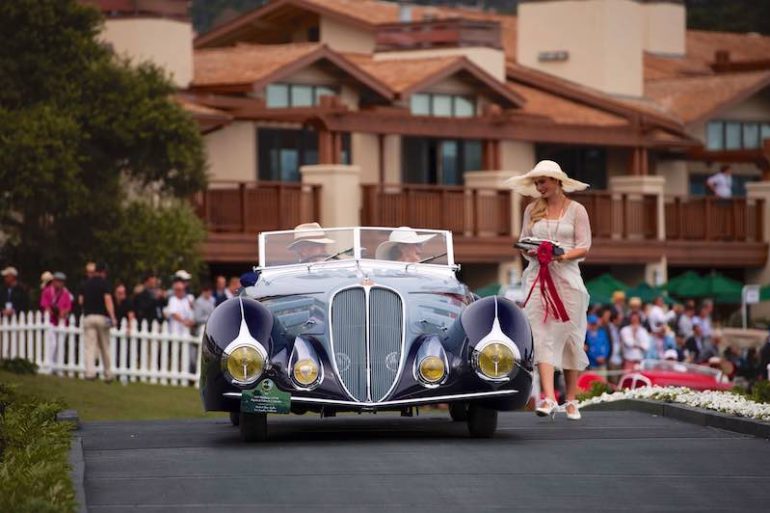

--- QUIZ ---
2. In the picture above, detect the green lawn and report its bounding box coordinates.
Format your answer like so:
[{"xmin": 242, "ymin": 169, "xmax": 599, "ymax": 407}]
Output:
[{"xmin": 0, "ymin": 371, "xmax": 225, "ymax": 421}]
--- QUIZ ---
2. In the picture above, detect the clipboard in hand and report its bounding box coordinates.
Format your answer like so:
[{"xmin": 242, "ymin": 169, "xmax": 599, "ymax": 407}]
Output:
[{"xmin": 514, "ymin": 237, "xmax": 565, "ymax": 256}]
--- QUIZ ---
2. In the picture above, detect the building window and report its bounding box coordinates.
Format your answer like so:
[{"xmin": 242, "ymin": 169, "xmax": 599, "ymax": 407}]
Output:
[
  {"xmin": 258, "ymin": 128, "xmax": 318, "ymax": 182},
  {"xmin": 265, "ymin": 83, "xmax": 338, "ymax": 108},
  {"xmin": 402, "ymin": 137, "xmax": 483, "ymax": 185},
  {"xmin": 409, "ymin": 93, "xmax": 476, "ymax": 117},
  {"xmin": 706, "ymin": 120, "xmax": 770, "ymax": 150},
  {"xmin": 535, "ymin": 145, "xmax": 607, "ymax": 190}
]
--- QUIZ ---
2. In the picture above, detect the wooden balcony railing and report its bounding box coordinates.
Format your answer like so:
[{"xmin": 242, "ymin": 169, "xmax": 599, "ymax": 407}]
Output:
[
  {"xmin": 361, "ymin": 184, "xmax": 513, "ymax": 237},
  {"xmin": 194, "ymin": 181, "xmax": 321, "ymax": 234},
  {"xmin": 522, "ymin": 192, "xmax": 659, "ymax": 240},
  {"xmin": 665, "ymin": 196, "xmax": 765, "ymax": 242}
]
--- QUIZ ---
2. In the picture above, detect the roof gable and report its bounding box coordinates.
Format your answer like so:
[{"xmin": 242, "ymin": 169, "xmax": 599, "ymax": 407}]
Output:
[
  {"xmin": 193, "ymin": 43, "xmax": 394, "ymax": 100},
  {"xmin": 348, "ymin": 54, "xmax": 524, "ymax": 107}
]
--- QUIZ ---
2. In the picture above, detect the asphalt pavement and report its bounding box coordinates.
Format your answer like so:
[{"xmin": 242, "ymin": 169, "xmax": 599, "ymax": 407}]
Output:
[{"xmin": 80, "ymin": 410, "xmax": 770, "ymax": 513}]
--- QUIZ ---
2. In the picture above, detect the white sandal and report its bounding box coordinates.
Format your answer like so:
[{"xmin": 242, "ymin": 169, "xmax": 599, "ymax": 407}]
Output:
[
  {"xmin": 535, "ymin": 397, "xmax": 559, "ymax": 419},
  {"xmin": 563, "ymin": 400, "xmax": 582, "ymax": 421}
]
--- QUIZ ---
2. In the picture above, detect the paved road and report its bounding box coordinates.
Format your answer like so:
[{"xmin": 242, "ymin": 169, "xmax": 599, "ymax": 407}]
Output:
[{"xmin": 81, "ymin": 410, "xmax": 770, "ymax": 513}]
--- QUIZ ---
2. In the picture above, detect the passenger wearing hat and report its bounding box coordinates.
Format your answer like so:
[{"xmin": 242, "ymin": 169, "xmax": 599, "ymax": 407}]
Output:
[
  {"xmin": 584, "ymin": 314, "xmax": 610, "ymax": 370},
  {"xmin": 40, "ymin": 272, "xmax": 73, "ymax": 372},
  {"xmin": 288, "ymin": 223, "xmax": 336, "ymax": 263},
  {"xmin": 1, "ymin": 266, "xmax": 30, "ymax": 317},
  {"xmin": 375, "ymin": 227, "xmax": 436, "ymax": 263},
  {"xmin": 507, "ymin": 160, "xmax": 592, "ymax": 420}
]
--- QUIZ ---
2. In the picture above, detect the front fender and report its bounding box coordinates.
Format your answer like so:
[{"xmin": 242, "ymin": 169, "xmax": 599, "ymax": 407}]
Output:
[{"xmin": 460, "ymin": 296, "xmax": 534, "ymax": 369}]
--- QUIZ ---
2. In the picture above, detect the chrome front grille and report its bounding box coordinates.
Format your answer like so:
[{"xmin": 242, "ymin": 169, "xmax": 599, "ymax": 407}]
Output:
[{"xmin": 331, "ymin": 286, "xmax": 404, "ymax": 402}]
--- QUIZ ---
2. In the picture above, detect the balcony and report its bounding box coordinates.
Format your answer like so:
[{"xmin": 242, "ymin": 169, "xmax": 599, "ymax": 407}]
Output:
[
  {"xmin": 194, "ymin": 181, "xmax": 321, "ymax": 262},
  {"xmin": 375, "ymin": 18, "xmax": 502, "ymax": 52}
]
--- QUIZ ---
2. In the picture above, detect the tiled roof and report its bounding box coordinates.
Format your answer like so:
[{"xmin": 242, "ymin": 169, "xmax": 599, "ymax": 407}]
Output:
[
  {"xmin": 507, "ymin": 81, "xmax": 627, "ymax": 127},
  {"xmin": 193, "ymin": 43, "xmax": 321, "ymax": 87},
  {"xmin": 344, "ymin": 53, "xmax": 463, "ymax": 93},
  {"xmin": 175, "ymin": 96, "xmax": 233, "ymax": 119},
  {"xmin": 644, "ymin": 71, "xmax": 770, "ymax": 124}
]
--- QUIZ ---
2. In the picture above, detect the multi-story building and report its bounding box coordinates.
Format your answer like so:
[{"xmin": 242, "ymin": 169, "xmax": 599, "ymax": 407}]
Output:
[{"xmin": 86, "ymin": 0, "xmax": 770, "ymax": 312}]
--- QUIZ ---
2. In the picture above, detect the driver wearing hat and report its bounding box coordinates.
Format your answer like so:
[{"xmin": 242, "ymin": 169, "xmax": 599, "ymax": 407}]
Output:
[
  {"xmin": 375, "ymin": 227, "xmax": 436, "ymax": 263},
  {"xmin": 288, "ymin": 223, "xmax": 336, "ymax": 263}
]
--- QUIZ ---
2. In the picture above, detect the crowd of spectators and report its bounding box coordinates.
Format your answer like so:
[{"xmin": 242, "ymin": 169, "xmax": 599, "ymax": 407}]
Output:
[{"xmin": 583, "ymin": 291, "xmax": 770, "ymax": 383}]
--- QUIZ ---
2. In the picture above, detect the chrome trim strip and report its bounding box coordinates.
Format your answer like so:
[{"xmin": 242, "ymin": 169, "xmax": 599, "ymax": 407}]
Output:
[
  {"xmin": 364, "ymin": 284, "xmax": 372, "ymax": 402},
  {"xmin": 222, "ymin": 389, "xmax": 517, "ymax": 407}
]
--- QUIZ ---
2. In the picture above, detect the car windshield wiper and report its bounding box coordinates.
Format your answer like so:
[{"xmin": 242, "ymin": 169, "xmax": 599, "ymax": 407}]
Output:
[
  {"xmin": 323, "ymin": 247, "xmax": 354, "ymax": 261},
  {"xmin": 419, "ymin": 252, "xmax": 447, "ymax": 264}
]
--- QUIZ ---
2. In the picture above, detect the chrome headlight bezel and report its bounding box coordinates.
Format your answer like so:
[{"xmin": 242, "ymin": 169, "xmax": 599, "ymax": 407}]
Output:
[
  {"xmin": 288, "ymin": 336, "xmax": 324, "ymax": 391},
  {"xmin": 471, "ymin": 338, "xmax": 520, "ymax": 382},
  {"xmin": 412, "ymin": 336, "xmax": 449, "ymax": 388},
  {"xmin": 221, "ymin": 340, "xmax": 268, "ymax": 387}
]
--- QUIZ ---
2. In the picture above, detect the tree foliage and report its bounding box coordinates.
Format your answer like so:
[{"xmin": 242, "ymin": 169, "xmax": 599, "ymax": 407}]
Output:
[{"xmin": 0, "ymin": 0, "xmax": 207, "ymax": 287}]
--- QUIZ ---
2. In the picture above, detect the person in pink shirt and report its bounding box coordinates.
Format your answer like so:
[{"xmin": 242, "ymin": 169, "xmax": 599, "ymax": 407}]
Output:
[{"xmin": 40, "ymin": 272, "xmax": 73, "ymax": 373}]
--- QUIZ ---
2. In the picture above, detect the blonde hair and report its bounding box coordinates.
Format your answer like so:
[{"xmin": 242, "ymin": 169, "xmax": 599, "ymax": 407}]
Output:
[{"xmin": 528, "ymin": 198, "xmax": 548, "ymax": 229}]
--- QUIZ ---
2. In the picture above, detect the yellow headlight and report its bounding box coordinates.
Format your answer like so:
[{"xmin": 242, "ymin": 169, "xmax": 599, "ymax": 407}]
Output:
[
  {"xmin": 293, "ymin": 358, "xmax": 320, "ymax": 386},
  {"xmin": 225, "ymin": 345, "xmax": 265, "ymax": 384},
  {"xmin": 477, "ymin": 342, "xmax": 515, "ymax": 379},
  {"xmin": 418, "ymin": 355, "xmax": 446, "ymax": 384}
]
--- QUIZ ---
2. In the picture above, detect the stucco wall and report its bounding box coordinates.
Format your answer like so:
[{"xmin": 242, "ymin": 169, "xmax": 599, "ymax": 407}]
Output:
[
  {"xmin": 352, "ymin": 133, "xmax": 380, "ymax": 184},
  {"xmin": 517, "ymin": 0, "xmax": 643, "ymax": 97},
  {"xmin": 102, "ymin": 18, "xmax": 192, "ymax": 88},
  {"xmin": 500, "ymin": 140, "xmax": 535, "ymax": 173},
  {"xmin": 657, "ymin": 159, "xmax": 689, "ymax": 196},
  {"xmin": 375, "ymin": 47, "xmax": 506, "ymax": 82},
  {"xmin": 205, "ymin": 122, "xmax": 256, "ymax": 182},
  {"xmin": 383, "ymin": 135, "xmax": 401, "ymax": 183},
  {"xmin": 643, "ymin": 2, "xmax": 686, "ymax": 56},
  {"xmin": 320, "ymin": 16, "xmax": 375, "ymax": 53}
]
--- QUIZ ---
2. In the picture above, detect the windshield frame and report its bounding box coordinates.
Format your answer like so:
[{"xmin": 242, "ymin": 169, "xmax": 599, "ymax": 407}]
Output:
[{"xmin": 258, "ymin": 226, "xmax": 456, "ymax": 270}]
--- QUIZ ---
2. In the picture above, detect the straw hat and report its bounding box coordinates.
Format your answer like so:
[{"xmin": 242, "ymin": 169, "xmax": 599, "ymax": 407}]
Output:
[
  {"xmin": 504, "ymin": 160, "xmax": 590, "ymax": 197},
  {"xmin": 288, "ymin": 222, "xmax": 335, "ymax": 249},
  {"xmin": 375, "ymin": 227, "xmax": 436, "ymax": 260},
  {"xmin": 40, "ymin": 271, "xmax": 54, "ymax": 286}
]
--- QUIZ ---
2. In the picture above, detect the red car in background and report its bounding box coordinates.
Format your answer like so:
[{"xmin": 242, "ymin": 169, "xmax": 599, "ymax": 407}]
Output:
[{"xmin": 579, "ymin": 360, "xmax": 733, "ymax": 392}]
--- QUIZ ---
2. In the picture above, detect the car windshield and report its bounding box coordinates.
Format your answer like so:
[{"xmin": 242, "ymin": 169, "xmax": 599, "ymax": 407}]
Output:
[{"xmin": 259, "ymin": 227, "xmax": 453, "ymax": 268}]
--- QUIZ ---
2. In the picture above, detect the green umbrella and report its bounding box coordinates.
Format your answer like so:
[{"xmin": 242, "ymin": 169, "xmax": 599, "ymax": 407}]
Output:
[
  {"xmin": 475, "ymin": 282, "xmax": 502, "ymax": 297},
  {"xmin": 693, "ymin": 272, "xmax": 744, "ymax": 304},
  {"xmin": 585, "ymin": 273, "xmax": 628, "ymax": 305},
  {"xmin": 762, "ymin": 285, "xmax": 770, "ymax": 302},
  {"xmin": 664, "ymin": 270, "xmax": 702, "ymax": 298},
  {"xmin": 625, "ymin": 282, "xmax": 669, "ymax": 304}
]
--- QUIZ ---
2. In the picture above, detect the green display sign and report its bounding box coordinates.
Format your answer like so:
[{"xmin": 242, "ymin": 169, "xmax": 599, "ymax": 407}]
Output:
[{"xmin": 241, "ymin": 379, "xmax": 291, "ymax": 414}]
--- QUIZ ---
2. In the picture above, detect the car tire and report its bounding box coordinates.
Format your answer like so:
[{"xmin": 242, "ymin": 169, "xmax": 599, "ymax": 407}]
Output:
[
  {"xmin": 239, "ymin": 412, "xmax": 267, "ymax": 442},
  {"xmin": 229, "ymin": 411, "xmax": 240, "ymax": 427},
  {"xmin": 448, "ymin": 402, "xmax": 468, "ymax": 422},
  {"xmin": 467, "ymin": 404, "xmax": 498, "ymax": 438}
]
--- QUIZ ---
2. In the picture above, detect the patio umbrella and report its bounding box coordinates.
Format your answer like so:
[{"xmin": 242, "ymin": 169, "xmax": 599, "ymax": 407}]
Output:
[
  {"xmin": 693, "ymin": 272, "xmax": 744, "ymax": 304},
  {"xmin": 664, "ymin": 270, "xmax": 702, "ymax": 298},
  {"xmin": 585, "ymin": 273, "xmax": 628, "ymax": 305},
  {"xmin": 625, "ymin": 282, "xmax": 669, "ymax": 304}
]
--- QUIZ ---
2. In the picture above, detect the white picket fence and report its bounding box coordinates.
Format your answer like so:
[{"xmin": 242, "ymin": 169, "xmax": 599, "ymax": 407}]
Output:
[{"xmin": 0, "ymin": 312, "xmax": 202, "ymax": 387}]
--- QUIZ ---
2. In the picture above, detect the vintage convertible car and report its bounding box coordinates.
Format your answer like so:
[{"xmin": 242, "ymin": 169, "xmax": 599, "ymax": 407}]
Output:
[{"xmin": 200, "ymin": 227, "xmax": 534, "ymax": 441}]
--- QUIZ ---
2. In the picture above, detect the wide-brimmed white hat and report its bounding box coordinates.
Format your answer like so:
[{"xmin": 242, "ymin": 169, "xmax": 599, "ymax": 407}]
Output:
[
  {"xmin": 174, "ymin": 269, "xmax": 192, "ymax": 281},
  {"xmin": 504, "ymin": 160, "xmax": 590, "ymax": 197},
  {"xmin": 288, "ymin": 222, "xmax": 335, "ymax": 249},
  {"xmin": 375, "ymin": 227, "xmax": 435, "ymax": 260}
]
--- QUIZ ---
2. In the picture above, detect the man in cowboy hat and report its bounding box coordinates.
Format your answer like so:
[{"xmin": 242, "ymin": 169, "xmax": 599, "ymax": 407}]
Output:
[
  {"xmin": 288, "ymin": 223, "xmax": 336, "ymax": 263},
  {"xmin": 375, "ymin": 227, "xmax": 436, "ymax": 263}
]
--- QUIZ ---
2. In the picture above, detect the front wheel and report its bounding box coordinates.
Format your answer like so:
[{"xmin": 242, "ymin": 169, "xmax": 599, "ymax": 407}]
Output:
[
  {"xmin": 448, "ymin": 402, "xmax": 468, "ymax": 422},
  {"xmin": 239, "ymin": 412, "xmax": 267, "ymax": 442},
  {"xmin": 467, "ymin": 404, "xmax": 498, "ymax": 438}
]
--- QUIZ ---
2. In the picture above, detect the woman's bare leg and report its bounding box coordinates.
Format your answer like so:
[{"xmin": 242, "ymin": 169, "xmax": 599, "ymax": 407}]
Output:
[
  {"xmin": 538, "ymin": 362, "xmax": 556, "ymax": 402},
  {"xmin": 563, "ymin": 369, "xmax": 579, "ymax": 414}
]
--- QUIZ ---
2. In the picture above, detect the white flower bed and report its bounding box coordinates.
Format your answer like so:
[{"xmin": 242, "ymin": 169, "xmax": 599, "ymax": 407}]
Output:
[{"xmin": 580, "ymin": 386, "xmax": 770, "ymax": 422}]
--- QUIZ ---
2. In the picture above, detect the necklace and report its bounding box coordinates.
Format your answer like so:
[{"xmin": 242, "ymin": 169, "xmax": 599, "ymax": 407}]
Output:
[{"xmin": 546, "ymin": 195, "xmax": 567, "ymax": 242}]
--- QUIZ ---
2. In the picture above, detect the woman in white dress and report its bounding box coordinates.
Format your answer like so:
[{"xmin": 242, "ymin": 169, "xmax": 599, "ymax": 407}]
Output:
[{"xmin": 506, "ymin": 160, "xmax": 592, "ymax": 420}]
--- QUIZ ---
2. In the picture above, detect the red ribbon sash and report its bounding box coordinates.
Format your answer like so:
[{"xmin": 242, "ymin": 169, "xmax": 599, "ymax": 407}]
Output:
[{"xmin": 522, "ymin": 241, "xmax": 571, "ymax": 323}]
